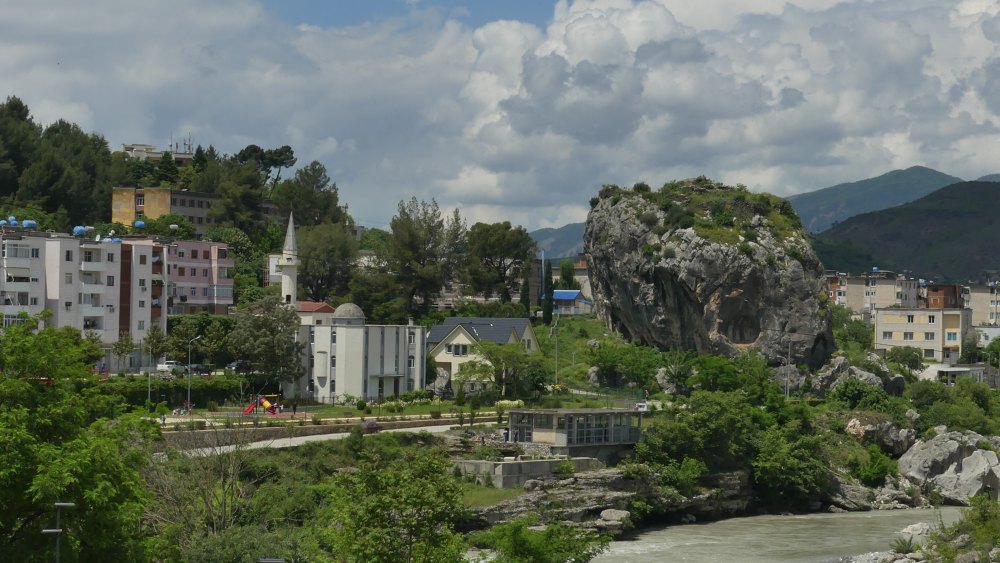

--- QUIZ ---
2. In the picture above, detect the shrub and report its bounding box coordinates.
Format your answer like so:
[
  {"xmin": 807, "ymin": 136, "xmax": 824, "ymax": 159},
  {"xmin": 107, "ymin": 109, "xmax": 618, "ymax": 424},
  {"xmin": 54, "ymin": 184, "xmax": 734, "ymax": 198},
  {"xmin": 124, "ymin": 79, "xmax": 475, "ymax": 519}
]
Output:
[
  {"xmin": 890, "ymin": 536, "xmax": 916, "ymax": 554},
  {"xmin": 554, "ymin": 459, "xmax": 576, "ymax": 478},
  {"xmin": 429, "ymin": 410, "xmax": 442, "ymax": 419},
  {"xmin": 206, "ymin": 400, "xmax": 219, "ymax": 412},
  {"xmin": 311, "ymin": 414, "xmax": 322, "ymax": 426},
  {"xmin": 473, "ymin": 446, "xmax": 503, "ymax": 461},
  {"xmin": 639, "ymin": 211, "xmax": 659, "ymax": 227},
  {"xmin": 849, "ymin": 445, "xmax": 897, "ymax": 487},
  {"xmin": 356, "ymin": 400, "xmax": 367, "ymax": 411}
]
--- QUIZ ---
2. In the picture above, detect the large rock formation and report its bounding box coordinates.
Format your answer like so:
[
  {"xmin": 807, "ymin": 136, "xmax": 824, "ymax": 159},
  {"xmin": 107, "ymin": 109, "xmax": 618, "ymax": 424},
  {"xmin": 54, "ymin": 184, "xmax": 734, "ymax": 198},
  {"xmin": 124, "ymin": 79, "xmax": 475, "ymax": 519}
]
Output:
[
  {"xmin": 585, "ymin": 179, "xmax": 835, "ymax": 367},
  {"xmin": 897, "ymin": 428, "xmax": 1000, "ymax": 505}
]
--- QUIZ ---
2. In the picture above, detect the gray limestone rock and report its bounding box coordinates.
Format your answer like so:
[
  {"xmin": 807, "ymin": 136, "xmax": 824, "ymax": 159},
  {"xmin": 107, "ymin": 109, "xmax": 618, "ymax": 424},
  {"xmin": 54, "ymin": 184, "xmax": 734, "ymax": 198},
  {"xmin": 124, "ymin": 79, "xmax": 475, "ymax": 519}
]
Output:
[
  {"xmin": 844, "ymin": 419, "xmax": 917, "ymax": 457},
  {"xmin": 587, "ymin": 366, "xmax": 600, "ymax": 386},
  {"xmin": 599, "ymin": 508, "xmax": 630, "ymax": 522},
  {"xmin": 898, "ymin": 430, "xmax": 1000, "ymax": 505},
  {"xmin": 824, "ymin": 473, "xmax": 873, "ymax": 511},
  {"xmin": 585, "ymin": 180, "xmax": 835, "ymax": 368}
]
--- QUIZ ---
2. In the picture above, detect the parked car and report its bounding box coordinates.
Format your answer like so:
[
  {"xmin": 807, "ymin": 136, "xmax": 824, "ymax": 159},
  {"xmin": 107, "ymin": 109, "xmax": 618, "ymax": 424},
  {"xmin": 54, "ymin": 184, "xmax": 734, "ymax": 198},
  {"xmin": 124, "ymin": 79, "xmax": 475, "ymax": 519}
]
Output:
[
  {"xmin": 226, "ymin": 360, "xmax": 250, "ymax": 372},
  {"xmin": 360, "ymin": 420, "xmax": 383, "ymax": 434},
  {"xmin": 188, "ymin": 364, "xmax": 211, "ymax": 375},
  {"xmin": 156, "ymin": 360, "xmax": 184, "ymax": 373}
]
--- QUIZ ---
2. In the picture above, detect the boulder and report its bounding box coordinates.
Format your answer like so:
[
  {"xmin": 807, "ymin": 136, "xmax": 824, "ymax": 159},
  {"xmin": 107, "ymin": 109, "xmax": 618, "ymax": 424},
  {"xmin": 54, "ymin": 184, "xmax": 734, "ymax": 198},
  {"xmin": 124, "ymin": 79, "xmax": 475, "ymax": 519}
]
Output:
[
  {"xmin": 585, "ymin": 180, "xmax": 834, "ymax": 368},
  {"xmin": 844, "ymin": 419, "xmax": 917, "ymax": 456},
  {"xmin": 901, "ymin": 522, "xmax": 931, "ymax": 536},
  {"xmin": 897, "ymin": 429, "xmax": 1000, "ymax": 505},
  {"xmin": 599, "ymin": 509, "xmax": 630, "ymax": 522},
  {"xmin": 587, "ymin": 366, "xmax": 601, "ymax": 386},
  {"xmin": 823, "ymin": 473, "xmax": 873, "ymax": 511},
  {"xmin": 813, "ymin": 356, "xmax": 851, "ymax": 397},
  {"xmin": 654, "ymin": 367, "xmax": 677, "ymax": 394}
]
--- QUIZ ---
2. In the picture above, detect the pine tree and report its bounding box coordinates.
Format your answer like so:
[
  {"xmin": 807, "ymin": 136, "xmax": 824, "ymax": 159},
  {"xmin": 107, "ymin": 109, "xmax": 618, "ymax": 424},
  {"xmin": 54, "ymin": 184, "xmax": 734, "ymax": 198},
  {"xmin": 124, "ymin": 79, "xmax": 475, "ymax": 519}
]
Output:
[
  {"xmin": 155, "ymin": 151, "xmax": 179, "ymax": 185},
  {"xmin": 519, "ymin": 260, "xmax": 532, "ymax": 318}
]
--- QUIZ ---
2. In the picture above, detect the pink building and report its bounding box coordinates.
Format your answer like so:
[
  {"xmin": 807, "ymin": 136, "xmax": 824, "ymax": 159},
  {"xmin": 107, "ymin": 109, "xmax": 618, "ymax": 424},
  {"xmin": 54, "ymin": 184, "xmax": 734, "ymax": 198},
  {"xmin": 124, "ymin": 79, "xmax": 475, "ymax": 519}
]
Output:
[{"xmin": 166, "ymin": 240, "xmax": 234, "ymax": 314}]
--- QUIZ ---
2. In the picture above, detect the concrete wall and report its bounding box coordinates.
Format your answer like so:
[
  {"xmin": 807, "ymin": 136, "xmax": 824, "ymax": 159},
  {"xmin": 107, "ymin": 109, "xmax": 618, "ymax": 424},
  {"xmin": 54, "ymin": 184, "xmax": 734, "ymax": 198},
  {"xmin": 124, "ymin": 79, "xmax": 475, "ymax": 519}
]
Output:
[{"xmin": 454, "ymin": 457, "xmax": 602, "ymax": 489}]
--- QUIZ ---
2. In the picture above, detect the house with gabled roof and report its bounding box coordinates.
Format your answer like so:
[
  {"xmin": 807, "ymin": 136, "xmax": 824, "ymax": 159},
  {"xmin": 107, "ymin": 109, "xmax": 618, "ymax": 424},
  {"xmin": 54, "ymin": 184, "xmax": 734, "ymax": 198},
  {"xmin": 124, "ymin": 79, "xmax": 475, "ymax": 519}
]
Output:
[
  {"xmin": 551, "ymin": 289, "xmax": 593, "ymax": 316},
  {"xmin": 426, "ymin": 317, "xmax": 538, "ymax": 388}
]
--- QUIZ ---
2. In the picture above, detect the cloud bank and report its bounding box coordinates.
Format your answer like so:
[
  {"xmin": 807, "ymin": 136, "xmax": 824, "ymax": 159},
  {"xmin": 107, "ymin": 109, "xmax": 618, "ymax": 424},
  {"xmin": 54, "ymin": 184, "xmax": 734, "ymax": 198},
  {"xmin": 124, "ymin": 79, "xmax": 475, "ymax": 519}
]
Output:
[{"xmin": 3, "ymin": 0, "xmax": 1000, "ymax": 229}]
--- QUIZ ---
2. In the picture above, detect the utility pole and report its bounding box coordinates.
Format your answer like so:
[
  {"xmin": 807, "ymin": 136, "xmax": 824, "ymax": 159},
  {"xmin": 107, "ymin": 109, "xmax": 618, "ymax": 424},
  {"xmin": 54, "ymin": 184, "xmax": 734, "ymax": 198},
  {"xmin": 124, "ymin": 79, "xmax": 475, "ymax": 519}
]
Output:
[{"xmin": 42, "ymin": 501, "xmax": 75, "ymax": 563}]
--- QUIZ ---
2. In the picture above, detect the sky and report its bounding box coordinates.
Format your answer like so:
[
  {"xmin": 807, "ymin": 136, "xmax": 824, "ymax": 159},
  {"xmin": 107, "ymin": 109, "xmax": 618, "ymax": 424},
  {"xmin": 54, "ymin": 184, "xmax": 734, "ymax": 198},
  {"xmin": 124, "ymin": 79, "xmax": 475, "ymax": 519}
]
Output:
[{"xmin": 3, "ymin": 0, "xmax": 1000, "ymax": 231}]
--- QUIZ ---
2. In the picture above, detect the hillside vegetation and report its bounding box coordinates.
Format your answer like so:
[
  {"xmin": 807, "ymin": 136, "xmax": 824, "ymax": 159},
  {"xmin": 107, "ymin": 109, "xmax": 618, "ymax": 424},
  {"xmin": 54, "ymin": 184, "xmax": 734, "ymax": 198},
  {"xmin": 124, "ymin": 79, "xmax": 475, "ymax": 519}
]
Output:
[
  {"xmin": 788, "ymin": 166, "xmax": 962, "ymax": 233},
  {"xmin": 814, "ymin": 181, "xmax": 1000, "ymax": 280}
]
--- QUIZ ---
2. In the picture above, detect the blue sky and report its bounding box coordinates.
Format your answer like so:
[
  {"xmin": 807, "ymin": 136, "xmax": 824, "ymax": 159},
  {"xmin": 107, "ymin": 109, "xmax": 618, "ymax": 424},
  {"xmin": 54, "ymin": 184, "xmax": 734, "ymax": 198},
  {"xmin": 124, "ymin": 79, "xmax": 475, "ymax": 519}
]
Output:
[{"xmin": 3, "ymin": 0, "xmax": 1000, "ymax": 230}]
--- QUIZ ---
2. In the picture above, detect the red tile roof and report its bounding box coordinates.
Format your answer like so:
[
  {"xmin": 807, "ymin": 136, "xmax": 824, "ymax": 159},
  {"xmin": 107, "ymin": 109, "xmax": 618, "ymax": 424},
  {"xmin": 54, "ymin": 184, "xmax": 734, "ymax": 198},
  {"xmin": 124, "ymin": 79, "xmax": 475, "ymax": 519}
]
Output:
[{"xmin": 297, "ymin": 301, "xmax": 335, "ymax": 313}]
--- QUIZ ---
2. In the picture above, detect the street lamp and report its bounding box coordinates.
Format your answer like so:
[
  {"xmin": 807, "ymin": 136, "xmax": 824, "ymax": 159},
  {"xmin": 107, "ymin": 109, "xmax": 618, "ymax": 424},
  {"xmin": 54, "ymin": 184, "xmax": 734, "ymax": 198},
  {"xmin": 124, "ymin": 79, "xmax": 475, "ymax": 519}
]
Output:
[
  {"xmin": 41, "ymin": 500, "xmax": 75, "ymax": 563},
  {"xmin": 187, "ymin": 335, "xmax": 202, "ymax": 415}
]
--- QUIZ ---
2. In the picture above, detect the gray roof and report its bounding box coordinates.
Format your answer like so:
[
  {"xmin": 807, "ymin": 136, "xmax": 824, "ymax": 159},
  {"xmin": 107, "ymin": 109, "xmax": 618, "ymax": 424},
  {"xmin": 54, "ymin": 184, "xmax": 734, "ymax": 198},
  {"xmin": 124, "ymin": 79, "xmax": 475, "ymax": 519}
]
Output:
[{"xmin": 426, "ymin": 317, "xmax": 532, "ymax": 345}]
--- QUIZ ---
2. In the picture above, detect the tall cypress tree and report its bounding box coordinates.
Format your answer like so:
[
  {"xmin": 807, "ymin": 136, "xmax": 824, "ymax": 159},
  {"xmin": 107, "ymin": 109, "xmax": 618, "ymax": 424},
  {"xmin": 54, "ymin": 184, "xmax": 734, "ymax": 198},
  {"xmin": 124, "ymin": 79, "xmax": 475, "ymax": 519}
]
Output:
[
  {"xmin": 542, "ymin": 259, "xmax": 554, "ymax": 325},
  {"xmin": 518, "ymin": 260, "xmax": 532, "ymax": 318}
]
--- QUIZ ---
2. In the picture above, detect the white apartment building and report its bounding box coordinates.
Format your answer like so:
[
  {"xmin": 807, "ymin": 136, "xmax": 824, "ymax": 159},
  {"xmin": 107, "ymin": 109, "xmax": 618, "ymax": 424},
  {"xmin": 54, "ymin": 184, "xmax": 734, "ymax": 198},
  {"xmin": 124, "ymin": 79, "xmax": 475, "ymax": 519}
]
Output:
[{"xmin": 873, "ymin": 307, "xmax": 972, "ymax": 364}]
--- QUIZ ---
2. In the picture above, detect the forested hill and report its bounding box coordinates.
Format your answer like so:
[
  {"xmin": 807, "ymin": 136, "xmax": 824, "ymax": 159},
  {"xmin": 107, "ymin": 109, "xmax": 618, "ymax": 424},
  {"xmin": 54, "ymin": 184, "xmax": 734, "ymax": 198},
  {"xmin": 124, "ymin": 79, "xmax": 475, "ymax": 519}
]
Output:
[
  {"xmin": 788, "ymin": 166, "xmax": 963, "ymax": 233},
  {"xmin": 812, "ymin": 180, "xmax": 1000, "ymax": 281},
  {"xmin": 529, "ymin": 222, "xmax": 584, "ymax": 261}
]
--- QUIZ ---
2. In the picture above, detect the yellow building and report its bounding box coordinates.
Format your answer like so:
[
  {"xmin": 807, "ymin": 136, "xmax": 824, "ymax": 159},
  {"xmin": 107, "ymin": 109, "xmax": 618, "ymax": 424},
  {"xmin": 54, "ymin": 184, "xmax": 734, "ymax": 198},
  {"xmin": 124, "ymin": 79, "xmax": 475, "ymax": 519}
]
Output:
[
  {"xmin": 112, "ymin": 187, "xmax": 219, "ymax": 234},
  {"xmin": 874, "ymin": 307, "xmax": 972, "ymax": 364}
]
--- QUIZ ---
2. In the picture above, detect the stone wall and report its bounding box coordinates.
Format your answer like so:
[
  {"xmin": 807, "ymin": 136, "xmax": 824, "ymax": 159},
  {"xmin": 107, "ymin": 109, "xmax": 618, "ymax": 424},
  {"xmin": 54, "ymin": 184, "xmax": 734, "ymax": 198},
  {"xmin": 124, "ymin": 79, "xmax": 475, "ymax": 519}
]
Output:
[{"xmin": 454, "ymin": 457, "xmax": 603, "ymax": 488}]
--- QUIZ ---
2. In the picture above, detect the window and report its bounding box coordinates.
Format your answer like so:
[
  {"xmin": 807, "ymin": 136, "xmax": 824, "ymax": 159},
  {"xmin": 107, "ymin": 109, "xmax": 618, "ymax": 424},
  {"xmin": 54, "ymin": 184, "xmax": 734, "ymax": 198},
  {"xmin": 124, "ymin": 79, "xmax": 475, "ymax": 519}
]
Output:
[
  {"xmin": 219, "ymin": 267, "xmax": 229, "ymax": 279},
  {"xmin": 29, "ymin": 297, "xmax": 38, "ymax": 305},
  {"xmin": 928, "ymin": 315, "xmax": 936, "ymax": 324},
  {"xmin": 107, "ymin": 275, "xmax": 115, "ymax": 287},
  {"xmin": 65, "ymin": 250, "xmax": 73, "ymax": 262},
  {"xmin": 64, "ymin": 273, "xmax": 72, "ymax": 284},
  {"xmin": 197, "ymin": 217, "xmax": 203, "ymax": 224},
  {"xmin": 191, "ymin": 250, "xmax": 198, "ymax": 259},
  {"xmin": 924, "ymin": 332, "xmax": 935, "ymax": 340},
  {"xmin": 197, "ymin": 200, "xmax": 204, "ymax": 208},
  {"xmin": 202, "ymin": 269, "xmax": 208, "ymax": 277},
  {"xmin": 408, "ymin": 355, "xmax": 415, "ymax": 368},
  {"xmin": 171, "ymin": 197, "xmax": 177, "ymax": 206},
  {"xmin": 138, "ymin": 320, "xmax": 145, "ymax": 330},
  {"xmin": 924, "ymin": 349, "xmax": 935, "ymax": 358},
  {"xmin": 203, "ymin": 287, "xmax": 209, "ymax": 296},
  {"xmin": 947, "ymin": 332, "xmax": 958, "ymax": 341},
  {"xmin": 136, "ymin": 196, "xmax": 144, "ymax": 206},
  {"xmin": 178, "ymin": 250, "xmax": 185, "ymax": 258},
  {"xmin": 190, "ymin": 288, "xmax": 196, "ymax": 296},
  {"xmin": 138, "ymin": 278, "xmax": 146, "ymax": 287},
  {"xmin": 106, "ymin": 252, "xmax": 114, "ymax": 262},
  {"xmin": 139, "ymin": 254, "xmax": 147, "ymax": 265},
  {"xmin": 408, "ymin": 331, "xmax": 415, "ymax": 344},
  {"xmin": 906, "ymin": 315, "xmax": 914, "ymax": 323},
  {"xmin": 82, "ymin": 250, "xmax": 95, "ymax": 262},
  {"xmin": 903, "ymin": 332, "xmax": 914, "ymax": 341},
  {"xmin": 139, "ymin": 300, "xmax": 145, "ymax": 308},
  {"xmin": 30, "ymin": 247, "xmax": 39, "ymax": 258},
  {"xmin": 218, "ymin": 249, "xmax": 228, "ymax": 259},
  {"xmin": 331, "ymin": 332, "xmax": 336, "ymax": 344},
  {"xmin": 178, "ymin": 267, "xmax": 185, "ymax": 276},
  {"xmin": 446, "ymin": 344, "xmax": 452, "ymax": 354},
  {"xmin": 331, "ymin": 356, "xmax": 336, "ymax": 368},
  {"xmin": 453, "ymin": 344, "xmax": 468, "ymax": 356},
  {"xmin": 179, "ymin": 199, "xmax": 186, "ymax": 207},
  {"xmin": 882, "ymin": 331, "xmax": 892, "ymax": 340}
]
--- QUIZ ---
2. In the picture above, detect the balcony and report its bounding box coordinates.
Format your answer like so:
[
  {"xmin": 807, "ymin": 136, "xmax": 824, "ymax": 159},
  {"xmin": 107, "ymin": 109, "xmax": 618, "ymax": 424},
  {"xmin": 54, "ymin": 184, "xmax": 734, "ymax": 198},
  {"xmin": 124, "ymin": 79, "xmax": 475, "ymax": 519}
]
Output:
[{"xmin": 79, "ymin": 260, "xmax": 105, "ymax": 272}]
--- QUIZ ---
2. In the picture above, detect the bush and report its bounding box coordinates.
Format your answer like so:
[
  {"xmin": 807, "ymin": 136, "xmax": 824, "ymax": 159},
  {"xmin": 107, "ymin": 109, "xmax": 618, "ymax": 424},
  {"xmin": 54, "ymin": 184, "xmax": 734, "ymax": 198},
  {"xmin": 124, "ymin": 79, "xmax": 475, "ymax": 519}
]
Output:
[
  {"xmin": 429, "ymin": 410, "xmax": 442, "ymax": 419},
  {"xmin": 206, "ymin": 400, "xmax": 218, "ymax": 412},
  {"xmin": 554, "ymin": 459, "xmax": 576, "ymax": 478},
  {"xmin": 890, "ymin": 536, "xmax": 916, "ymax": 554},
  {"xmin": 472, "ymin": 446, "xmax": 503, "ymax": 461},
  {"xmin": 356, "ymin": 400, "xmax": 367, "ymax": 411},
  {"xmin": 311, "ymin": 414, "xmax": 322, "ymax": 426},
  {"xmin": 849, "ymin": 445, "xmax": 897, "ymax": 487}
]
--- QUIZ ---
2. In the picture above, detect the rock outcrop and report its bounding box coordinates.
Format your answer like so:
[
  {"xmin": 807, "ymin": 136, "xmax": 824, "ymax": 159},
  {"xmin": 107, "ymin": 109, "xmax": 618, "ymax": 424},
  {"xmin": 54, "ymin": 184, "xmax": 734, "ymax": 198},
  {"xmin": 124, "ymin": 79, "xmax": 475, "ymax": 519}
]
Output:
[
  {"xmin": 810, "ymin": 354, "xmax": 904, "ymax": 398},
  {"xmin": 897, "ymin": 428, "xmax": 1000, "ymax": 505},
  {"xmin": 585, "ymin": 179, "xmax": 834, "ymax": 367},
  {"xmin": 845, "ymin": 418, "xmax": 917, "ymax": 457}
]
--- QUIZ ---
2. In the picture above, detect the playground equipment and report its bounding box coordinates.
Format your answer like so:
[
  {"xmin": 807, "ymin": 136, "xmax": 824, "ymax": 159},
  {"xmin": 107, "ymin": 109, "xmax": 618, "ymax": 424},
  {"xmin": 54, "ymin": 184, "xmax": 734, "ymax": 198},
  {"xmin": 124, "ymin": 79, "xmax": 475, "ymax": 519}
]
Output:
[{"xmin": 242, "ymin": 395, "xmax": 279, "ymax": 415}]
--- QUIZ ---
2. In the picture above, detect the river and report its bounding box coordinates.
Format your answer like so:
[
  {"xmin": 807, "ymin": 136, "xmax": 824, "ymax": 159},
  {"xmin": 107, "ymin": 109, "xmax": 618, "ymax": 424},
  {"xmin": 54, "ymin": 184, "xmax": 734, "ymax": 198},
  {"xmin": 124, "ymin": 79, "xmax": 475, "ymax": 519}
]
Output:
[{"xmin": 594, "ymin": 507, "xmax": 963, "ymax": 563}]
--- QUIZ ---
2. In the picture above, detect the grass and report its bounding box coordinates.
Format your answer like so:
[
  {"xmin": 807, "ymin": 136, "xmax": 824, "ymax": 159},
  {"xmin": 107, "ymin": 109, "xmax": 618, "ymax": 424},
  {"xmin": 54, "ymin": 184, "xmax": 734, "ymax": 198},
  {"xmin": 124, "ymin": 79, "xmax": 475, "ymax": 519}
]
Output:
[{"xmin": 460, "ymin": 482, "xmax": 526, "ymax": 508}]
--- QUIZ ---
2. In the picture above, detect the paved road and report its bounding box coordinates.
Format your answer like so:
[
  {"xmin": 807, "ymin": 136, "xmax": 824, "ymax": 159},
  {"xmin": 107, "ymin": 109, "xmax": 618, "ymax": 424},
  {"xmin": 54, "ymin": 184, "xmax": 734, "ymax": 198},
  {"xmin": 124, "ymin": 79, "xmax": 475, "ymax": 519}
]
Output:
[{"xmin": 183, "ymin": 423, "xmax": 460, "ymax": 457}]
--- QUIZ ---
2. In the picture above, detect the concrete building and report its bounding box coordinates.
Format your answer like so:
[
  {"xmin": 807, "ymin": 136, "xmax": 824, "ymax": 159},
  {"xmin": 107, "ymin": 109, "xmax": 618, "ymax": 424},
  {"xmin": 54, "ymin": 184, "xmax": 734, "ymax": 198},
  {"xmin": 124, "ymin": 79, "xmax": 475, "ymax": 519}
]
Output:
[
  {"xmin": 873, "ymin": 307, "xmax": 972, "ymax": 364},
  {"xmin": 827, "ymin": 270, "xmax": 919, "ymax": 315},
  {"xmin": 271, "ymin": 214, "xmax": 427, "ymax": 403},
  {"xmin": 922, "ymin": 283, "xmax": 963, "ymax": 309},
  {"xmin": 112, "ymin": 187, "xmax": 220, "ymax": 235},
  {"xmin": 426, "ymin": 317, "xmax": 538, "ymax": 383},
  {"xmin": 963, "ymin": 284, "xmax": 1000, "ymax": 326},
  {"xmin": 165, "ymin": 240, "xmax": 234, "ymax": 314},
  {"xmin": 122, "ymin": 143, "xmax": 195, "ymax": 166}
]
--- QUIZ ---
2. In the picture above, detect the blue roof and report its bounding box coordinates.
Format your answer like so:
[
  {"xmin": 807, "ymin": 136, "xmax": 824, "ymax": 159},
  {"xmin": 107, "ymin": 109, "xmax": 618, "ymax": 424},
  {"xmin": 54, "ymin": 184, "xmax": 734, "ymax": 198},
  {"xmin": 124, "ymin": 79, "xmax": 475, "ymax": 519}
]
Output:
[{"xmin": 551, "ymin": 290, "xmax": 592, "ymax": 304}]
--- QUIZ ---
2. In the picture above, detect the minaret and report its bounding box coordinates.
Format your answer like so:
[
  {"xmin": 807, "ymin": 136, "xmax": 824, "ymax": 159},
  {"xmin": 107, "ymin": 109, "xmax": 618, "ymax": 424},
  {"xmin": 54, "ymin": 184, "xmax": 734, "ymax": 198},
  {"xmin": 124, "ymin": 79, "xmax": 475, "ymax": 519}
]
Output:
[{"xmin": 277, "ymin": 212, "xmax": 299, "ymax": 309}]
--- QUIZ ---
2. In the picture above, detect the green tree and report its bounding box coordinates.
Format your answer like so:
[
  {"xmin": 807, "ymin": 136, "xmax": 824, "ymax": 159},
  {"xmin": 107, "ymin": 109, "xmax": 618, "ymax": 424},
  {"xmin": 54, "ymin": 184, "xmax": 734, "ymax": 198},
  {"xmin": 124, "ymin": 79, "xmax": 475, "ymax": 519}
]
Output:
[
  {"xmin": 960, "ymin": 331, "xmax": 981, "ymax": 363},
  {"xmin": 209, "ymin": 161, "xmax": 264, "ymax": 234},
  {"xmin": 227, "ymin": 296, "xmax": 304, "ymax": 386},
  {"xmin": 142, "ymin": 213, "xmax": 196, "ymax": 238},
  {"xmin": 557, "ymin": 258, "xmax": 580, "ymax": 289},
  {"xmin": 271, "ymin": 161, "xmax": 347, "ymax": 226},
  {"xmin": 0, "ymin": 316, "xmax": 155, "ymax": 561},
  {"xmin": 111, "ymin": 330, "xmax": 136, "ymax": 373},
  {"xmin": 386, "ymin": 198, "xmax": 447, "ymax": 317},
  {"xmin": 886, "ymin": 346, "xmax": 923, "ymax": 370},
  {"xmin": 475, "ymin": 515, "xmax": 610, "ymax": 563},
  {"xmin": 751, "ymin": 422, "xmax": 827, "ymax": 507},
  {"xmin": 155, "ymin": 151, "xmax": 179, "ymax": 185},
  {"xmin": 542, "ymin": 259, "xmax": 554, "ymax": 325},
  {"xmin": 518, "ymin": 260, "xmax": 532, "ymax": 317},
  {"xmin": 317, "ymin": 450, "xmax": 465, "ymax": 562},
  {"xmin": 466, "ymin": 221, "xmax": 536, "ymax": 301},
  {"xmin": 0, "ymin": 95, "xmax": 41, "ymax": 198},
  {"xmin": 144, "ymin": 323, "xmax": 168, "ymax": 365},
  {"xmin": 298, "ymin": 222, "xmax": 357, "ymax": 302},
  {"xmin": 458, "ymin": 341, "xmax": 547, "ymax": 398}
]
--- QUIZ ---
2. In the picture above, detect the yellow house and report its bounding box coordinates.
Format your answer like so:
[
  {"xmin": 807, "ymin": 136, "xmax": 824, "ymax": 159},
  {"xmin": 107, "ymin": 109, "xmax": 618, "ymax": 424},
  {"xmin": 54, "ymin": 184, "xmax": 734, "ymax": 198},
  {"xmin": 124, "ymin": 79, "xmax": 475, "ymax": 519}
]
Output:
[
  {"xmin": 426, "ymin": 317, "xmax": 538, "ymax": 386},
  {"xmin": 873, "ymin": 307, "xmax": 972, "ymax": 364}
]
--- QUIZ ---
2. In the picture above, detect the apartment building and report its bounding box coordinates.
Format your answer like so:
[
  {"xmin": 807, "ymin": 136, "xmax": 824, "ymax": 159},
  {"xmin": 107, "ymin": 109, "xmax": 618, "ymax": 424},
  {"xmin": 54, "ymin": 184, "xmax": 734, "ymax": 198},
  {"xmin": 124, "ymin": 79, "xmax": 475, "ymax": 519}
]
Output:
[
  {"xmin": 827, "ymin": 270, "xmax": 919, "ymax": 315},
  {"xmin": 112, "ymin": 187, "xmax": 219, "ymax": 234},
  {"xmin": 922, "ymin": 283, "xmax": 962, "ymax": 309},
  {"xmin": 962, "ymin": 284, "xmax": 1000, "ymax": 326},
  {"xmin": 873, "ymin": 307, "xmax": 972, "ymax": 364},
  {"xmin": 166, "ymin": 240, "xmax": 235, "ymax": 315}
]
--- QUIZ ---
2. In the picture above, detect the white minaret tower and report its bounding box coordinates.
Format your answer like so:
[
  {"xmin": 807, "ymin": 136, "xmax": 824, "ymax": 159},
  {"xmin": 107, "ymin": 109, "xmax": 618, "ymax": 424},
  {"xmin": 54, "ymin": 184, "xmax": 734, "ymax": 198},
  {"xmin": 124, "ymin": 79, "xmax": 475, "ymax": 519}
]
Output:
[{"xmin": 277, "ymin": 212, "xmax": 299, "ymax": 309}]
